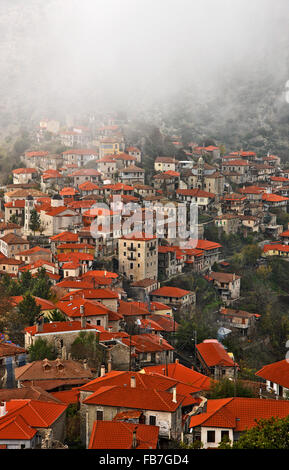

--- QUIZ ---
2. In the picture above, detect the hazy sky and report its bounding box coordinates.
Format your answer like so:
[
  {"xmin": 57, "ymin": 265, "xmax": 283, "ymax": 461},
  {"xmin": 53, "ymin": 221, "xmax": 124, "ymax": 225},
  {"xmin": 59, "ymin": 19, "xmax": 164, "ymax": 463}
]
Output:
[{"xmin": 1, "ymin": 0, "xmax": 289, "ymax": 117}]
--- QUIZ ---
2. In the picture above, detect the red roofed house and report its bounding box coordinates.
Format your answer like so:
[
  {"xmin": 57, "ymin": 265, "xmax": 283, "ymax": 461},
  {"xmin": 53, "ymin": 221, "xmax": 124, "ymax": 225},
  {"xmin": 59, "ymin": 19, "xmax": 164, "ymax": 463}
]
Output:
[
  {"xmin": 68, "ymin": 169, "xmax": 102, "ymax": 188},
  {"xmin": 176, "ymin": 188, "xmax": 215, "ymax": 211},
  {"xmin": 150, "ymin": 286, "xmax": 196, "ymax": 311},
  {"xmin": 219, "ymin": 307, "xmax": 260, "ymax": 337},
  {"xmin": 196, "ymin": 339, "xmax": 237, "ymax": 380},
  {"xmin": 56, "ymin": 298, "xmax": 122, "ymax": 331},
  {"xmin": 15, "ymin": 358, "xmax": 94, "ymax": 392},
  {"xmin": 256, "ymin": 359, "xmax": 289, "ymax": 399},
  {"xmin": 12, "ymin": 168, "xmax": 37, "ymax": 185},
  {"xmin": 80, "ymin": 375, "xmax": 185, "ymax": 445},
  {"xmin": 0, "ymin": 233, "xmax": 29, "ymax": 258},
  {"xmin": 188, "ymin": 397, "xmax": 289, "ymax": 449},
  {"xmin": 0, "ymin": 399, "xmax": 67, "ymax": 448},
  {"xmin": 24, "ymin": 320, "xmax": 100, "ymax": 359},
  {"xmin": 207, "ymin": 271, "xmax": 241, "ymax": 304}
]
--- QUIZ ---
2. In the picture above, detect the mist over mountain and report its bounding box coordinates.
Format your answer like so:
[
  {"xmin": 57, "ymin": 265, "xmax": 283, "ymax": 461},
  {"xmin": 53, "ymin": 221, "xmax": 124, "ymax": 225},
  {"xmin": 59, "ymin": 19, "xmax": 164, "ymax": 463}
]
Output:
[{"xmin": 0, "ymin": 0, "xmax": 289, "ymax": 155}]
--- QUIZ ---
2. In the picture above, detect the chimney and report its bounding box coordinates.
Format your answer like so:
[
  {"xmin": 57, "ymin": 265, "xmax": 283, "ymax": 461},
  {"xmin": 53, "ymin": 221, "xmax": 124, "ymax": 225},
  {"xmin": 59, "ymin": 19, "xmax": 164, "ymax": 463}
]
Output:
[
  {"xmin": 36, "ymin": 316, "xmax": 44, "ymax": 333},
  {"xmin": 100, "ymin": 365, "xmax": 106, "ymax": 377},
  {"xmin": 130, "ymin": 376, "xmax": 136, "ymax": 388},
  {"xmin": 172, "ymin": 387, "xmax": 177, "ymax": 403},
  {"xmin": 83, "ymin": 359, "xmax": 88, "ymax": 370},
  {"xmin": 132, "ymin": 429, "xmax": 137, "ymax": 449},
  {"xmin": 175, "ymin": 358, "xmax": 179, "ymax": 364},
  {"xmin": 0, "ymin": 402, "xmax": 6, "ymax": 417},
  {"xmin": 81, "ymin": 314, "xmax": 86, "ymax": 329},
  {"xmin": 162, "ymin": 368, "xmax": 166, "ymax": 375}
]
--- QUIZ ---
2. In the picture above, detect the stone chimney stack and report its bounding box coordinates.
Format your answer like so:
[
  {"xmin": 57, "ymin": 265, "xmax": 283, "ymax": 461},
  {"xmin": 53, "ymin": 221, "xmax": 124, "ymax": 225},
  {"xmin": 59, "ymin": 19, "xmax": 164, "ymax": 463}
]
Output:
[
  {"xmin": 132, "ymin": 429, "xmax": 137, "ymax": 449},
  {"xmin": 130, "ymin": 376, "xmax": 136, "ymax": 388},
  {"xmin": 172, "ymin": 387, "xmax": 177, "ymax": 403},
  {"xmin": 80, "ymin": 305, "xmax": 86, "ymax": 328},
  {"xmin": 100, "ymin": 365, "xmax": 106, "ymax": 377},
  {"xmin": 36, "ymin": 316, "xmax": 44, "ymax": 333}
]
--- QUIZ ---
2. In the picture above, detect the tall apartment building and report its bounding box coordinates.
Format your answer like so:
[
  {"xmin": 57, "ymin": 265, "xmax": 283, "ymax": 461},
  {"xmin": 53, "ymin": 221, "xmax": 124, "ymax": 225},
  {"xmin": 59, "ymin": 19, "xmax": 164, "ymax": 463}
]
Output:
[{"xmin": 118, "ymin": 235, "xmax": 158, "ymax": 282}]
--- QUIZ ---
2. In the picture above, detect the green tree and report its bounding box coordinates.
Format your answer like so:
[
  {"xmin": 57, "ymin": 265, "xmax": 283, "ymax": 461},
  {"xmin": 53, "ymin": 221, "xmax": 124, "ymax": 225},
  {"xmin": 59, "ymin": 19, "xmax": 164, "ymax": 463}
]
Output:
[
  {"xmin": 207, "ymin": 378, "xmax": 254, "ymax": 399},
  {"xmin": 18, "ymin": 294, "xmax": 41, "ymax": 326},
  {"xmin": 29, "ymin": 208, "xmax": 41, "ymax": 234},
  {"xmin": 71, "ymin": 332, "xmax": 104, "ymax": 368},
  {"xmin": 28, "ymin": 337, "xmax": 57, "ymax": 361},
  {"xmin": 31, "ymin": 268, "xmax": 52, "ymax": 299},
  {"xmin": 234, "ymin": 416, "xmax": 289, "ymax": 449}
]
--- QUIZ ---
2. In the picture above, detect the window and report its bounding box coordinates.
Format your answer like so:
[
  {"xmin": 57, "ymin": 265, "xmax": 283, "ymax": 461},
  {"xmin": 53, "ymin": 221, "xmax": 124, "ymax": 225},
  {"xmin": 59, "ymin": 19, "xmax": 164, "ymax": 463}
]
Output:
[
  {"xmin": 221, "ymin": 430, "xmax": 229, "ymax": 442},
  {"xmin": 96, "ymin": 320, "xmax": 101, "ymax": 326},
  {"xmin": 207, "ymin": 430, "xmax": 215, "ymax": 443},
  {"xmin": 149, "ymin": 416, "xmax": 156, "ymax": 426},
  {"xmin": 96, "ymin": 410, "xmax": 103, "ymax": 421}
]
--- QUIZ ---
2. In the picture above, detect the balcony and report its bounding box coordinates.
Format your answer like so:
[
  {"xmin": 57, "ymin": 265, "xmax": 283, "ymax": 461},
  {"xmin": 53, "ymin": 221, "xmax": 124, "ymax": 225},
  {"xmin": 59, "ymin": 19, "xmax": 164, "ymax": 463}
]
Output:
[{"xmin": 128, "ymin": 246, "xmax": 137, "ymax": 251}]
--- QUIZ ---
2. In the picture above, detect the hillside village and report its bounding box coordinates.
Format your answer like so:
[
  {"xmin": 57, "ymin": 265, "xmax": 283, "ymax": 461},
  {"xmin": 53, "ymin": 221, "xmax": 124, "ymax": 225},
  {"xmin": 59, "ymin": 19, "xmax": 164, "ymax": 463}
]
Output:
[{"xmin": 1, "ymin": 115, "xmax": 289, "ymax": 449}]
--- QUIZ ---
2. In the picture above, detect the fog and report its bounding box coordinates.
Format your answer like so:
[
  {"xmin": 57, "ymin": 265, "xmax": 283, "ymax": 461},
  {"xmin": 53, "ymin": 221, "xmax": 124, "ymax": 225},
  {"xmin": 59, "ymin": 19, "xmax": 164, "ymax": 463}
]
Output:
[{"xmin": 1, "ymin": 0, "xmax": 289, "ymax": 120}]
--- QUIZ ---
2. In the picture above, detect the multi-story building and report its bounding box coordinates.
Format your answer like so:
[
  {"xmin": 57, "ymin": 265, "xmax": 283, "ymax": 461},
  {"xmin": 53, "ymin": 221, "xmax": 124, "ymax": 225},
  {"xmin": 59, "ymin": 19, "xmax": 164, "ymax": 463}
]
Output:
[{"xmin": 118, "ymin": 234, "xmax": 158, "ymax": 282}]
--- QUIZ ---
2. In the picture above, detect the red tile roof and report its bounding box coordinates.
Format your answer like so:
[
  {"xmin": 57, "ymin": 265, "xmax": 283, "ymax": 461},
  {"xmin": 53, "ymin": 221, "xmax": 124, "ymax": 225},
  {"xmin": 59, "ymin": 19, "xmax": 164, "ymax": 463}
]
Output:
[
  {"xmin": 2, "ymin": 399, "xmax": 67, "ymax": 429},
  {"xmin": 50, "ymin": 231, "xmax": 79, "ymax": 242},
  {"xmin": 88, "ymin": 421, "xmax": 159, "ymax": 449},
  {"xmin": 262, "ymin": 193, "xmax": 289, "ymax": 202},
  {"xmin": 0, "ymin": 414, "xmax": 36, "ymax": 441},
  {"xmin": 196, "ymin": 340, "xmax": 236, "ymax": 367},
  {"xmin": 151, "ymin": 286, "xmax": 192, "ymax": 298},
  {"xmin": 189, "ymin": 397, "xmax": 289, "ymax": 431},
  {"xmin": 24, "ymin": 321, "xmax": 97, "ymax": 336},
  {"xmin": 256, "ymin": 359, "xmax": 289, "ymax": 389},
  {"xmin": 143, "ymin": 362, "xmax": 211, "ymax": 391},
  {"xmin": 57, "ymin": 298, "xmax": 120, "ymax": 320},
  {"xmin": 83, "ymin": 385, "xmax": 184, "ymax": 411}
]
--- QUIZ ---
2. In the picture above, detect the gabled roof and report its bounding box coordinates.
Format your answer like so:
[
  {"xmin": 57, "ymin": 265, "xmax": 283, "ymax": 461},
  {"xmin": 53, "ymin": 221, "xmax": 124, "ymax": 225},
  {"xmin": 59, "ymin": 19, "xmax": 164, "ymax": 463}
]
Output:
[
  {"xmin": 151, "ymin": 286, "xmax": 192, "ymax": 298},
  {"xmin": 121, "ymin": 334, "xmax": 174, "ymax": 353},
  {"xmin": 57, "ymin": 298, "xmax": 120, "ymax": 320},
  {"xmin": 11, "ymin": 296, "xmax": 55, "ymax": 311},
  {"xmin": 208, "ymin": 271, "xmax": 240, "ymax": 283},
  {"xmin": 142, "ymin": 361, "xmax": 211, "ymax": 391},
  {"xmin": 50, "ymin": 231, "xmax": 79, "ymax": 242},
  {"xmin": 256, "ymin": 359, "xmax": 289, "ymax": 389},
  {"xmin": 88, "ymin": 421, "xmax": 159, "ymax": 449},
  {"xmin": 189, "ymin": 398, "xmax": 289, "ymax": 431},
  {"xmin": 83, "ymin": 385, "xmax": 184, "ymax": 411},
  {"xmin": 0, "ymin": 399, "xmax": 67, "ymax": 430},
  {"xmin": 0, "ymin": 414, "xmax": 36, "ymax": 440},
  {"xmin": 0, "ymin": 233, "xmax": 27, "ymax": 245},
  {"xmin": 196, "ymin": 340, "xmax": 236, "ymax": 367},
  {"xmin": 24, "ymin": 321, "xmax": 97, "ymax": 337},
  {"xmin": 262, "ymin": 193, "xmax": 289, "ymax": 202},
  {"xmin": 15, "ymin": 359, "xmax": 93, "ymax": 383},
  {"xmin": 0, "ymin": 342, "xmax": 26, "ymax": 358},
  {"xmin": 176, "ymin": 188, "xmax": 215, "ymax": 198},
  {"xmin": 0, "ymin": 386, "xmax": 62, "ymax": 404}
]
